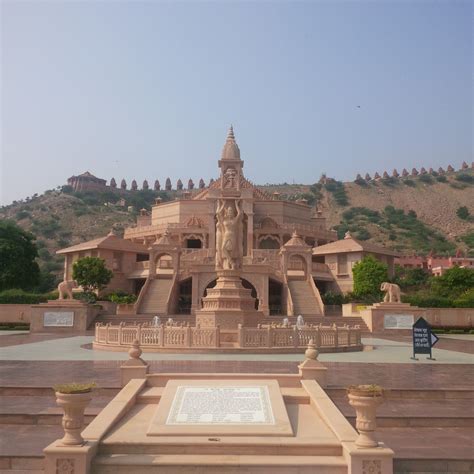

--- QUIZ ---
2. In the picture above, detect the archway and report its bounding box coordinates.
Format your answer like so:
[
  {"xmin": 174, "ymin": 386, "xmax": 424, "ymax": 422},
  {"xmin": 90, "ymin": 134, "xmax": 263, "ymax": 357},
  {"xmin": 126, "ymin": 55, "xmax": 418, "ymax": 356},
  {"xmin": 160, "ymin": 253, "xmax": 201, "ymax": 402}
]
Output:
[
  {"xmin": 258, "ymin": 235, "xmax": 280, "ymax": 249},
  {"xmin": 288, "ymin": 254, "xmax": 307, "ymax": 274}
]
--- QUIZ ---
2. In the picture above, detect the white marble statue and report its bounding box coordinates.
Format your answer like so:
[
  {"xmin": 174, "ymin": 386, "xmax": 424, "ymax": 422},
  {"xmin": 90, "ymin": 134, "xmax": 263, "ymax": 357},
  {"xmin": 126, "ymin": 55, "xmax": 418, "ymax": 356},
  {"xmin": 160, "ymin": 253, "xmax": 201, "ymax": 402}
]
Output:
[
  {"xmin": 380, "ymin": 282, "xmax": 401, "ymax": 303},
  {"xmin": 216, "ymin": 199, "xmax": 244, "ymax": 270},
  {"xmin": 296, "ymin": 315, "xmax": 305, "ymax": 329},
  {"xmin": 152, "ymin": 316, "xmax": 161, "ymax": 327},
  {"xmin": 282, "ymin": 317, "xmax": 289, "ymax": 327},
  {"xmin": 58, "ymin": 280, "xmax": 78, "ymax": 300}
]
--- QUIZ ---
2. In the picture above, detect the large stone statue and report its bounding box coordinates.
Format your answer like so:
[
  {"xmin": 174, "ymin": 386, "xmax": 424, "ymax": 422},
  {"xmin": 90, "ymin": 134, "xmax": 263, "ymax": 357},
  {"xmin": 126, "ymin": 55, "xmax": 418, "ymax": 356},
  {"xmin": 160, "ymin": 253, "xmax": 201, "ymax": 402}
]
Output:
[
  {"xmin": 58, "ymin": 280, "xmax": 78, "ymax": 300},
  {"xmin": 380, "ymin": 282, "xmax": 401, "ymax": 303},
  {"xmin": 216, "ymin": 199, "xmax": 243, "ymax": 270}
]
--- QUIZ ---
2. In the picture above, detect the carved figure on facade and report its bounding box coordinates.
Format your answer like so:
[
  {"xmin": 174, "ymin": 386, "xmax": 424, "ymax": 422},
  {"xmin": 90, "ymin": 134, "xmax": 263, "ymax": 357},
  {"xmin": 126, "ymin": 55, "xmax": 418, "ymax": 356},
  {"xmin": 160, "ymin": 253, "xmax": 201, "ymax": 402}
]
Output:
[
  {"xmin": 223, "ymin": 167, "xmax": 238, "ymax": 189},
  {"xmin": 380, "ymin": 282, "xmax": 401, "ymax": 303},
  {"xmin": 216, "ymin": 199, "xmax": 244, "ymax": 270}
]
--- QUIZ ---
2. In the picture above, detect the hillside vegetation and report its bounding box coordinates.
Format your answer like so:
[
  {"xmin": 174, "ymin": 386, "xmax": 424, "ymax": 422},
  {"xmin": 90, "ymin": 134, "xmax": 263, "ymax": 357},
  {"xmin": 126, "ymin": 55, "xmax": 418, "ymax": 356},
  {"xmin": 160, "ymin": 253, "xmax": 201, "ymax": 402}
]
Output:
[{"xmin": 0, "ymin": 169, "xmax": 473, "ymax": 287}]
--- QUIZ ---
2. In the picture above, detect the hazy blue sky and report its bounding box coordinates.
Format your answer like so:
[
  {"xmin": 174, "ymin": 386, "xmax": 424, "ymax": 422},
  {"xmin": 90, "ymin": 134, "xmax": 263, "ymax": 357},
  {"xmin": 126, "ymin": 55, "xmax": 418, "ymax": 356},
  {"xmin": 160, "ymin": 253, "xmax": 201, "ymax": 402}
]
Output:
[{"xmin": 1, "ymin": 0, "xmax": 472, "ymax": 205}]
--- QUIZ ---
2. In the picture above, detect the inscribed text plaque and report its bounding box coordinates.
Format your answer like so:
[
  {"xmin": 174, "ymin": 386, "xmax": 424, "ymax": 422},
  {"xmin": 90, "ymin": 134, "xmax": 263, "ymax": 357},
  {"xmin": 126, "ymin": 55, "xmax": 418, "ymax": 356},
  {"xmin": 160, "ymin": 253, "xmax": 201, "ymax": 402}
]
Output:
[
  {"xmin": 44, "ymin": 312, "xmax": 74, "ymax": 327},
  {"xmin": 384, "ymin": 314, "xmax": 414, "ymax": 329},
  {"xmin": 166, "ymin": 386, "xmax": 274, "ymax": 425}
]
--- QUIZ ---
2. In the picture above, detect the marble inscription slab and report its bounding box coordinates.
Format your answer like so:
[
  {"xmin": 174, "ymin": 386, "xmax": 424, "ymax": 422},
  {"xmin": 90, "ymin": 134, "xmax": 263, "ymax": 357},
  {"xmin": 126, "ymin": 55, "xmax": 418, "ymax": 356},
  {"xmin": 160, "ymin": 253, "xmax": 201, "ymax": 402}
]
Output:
[
  {"xmin": 44, "ymin": 312, "xmax": 74, "ymax": 327},
  {"xmin": 166, "ymin": 386, "xmax": 274, "ymax": 425},
  {"xmin": 384, "ymin": 313, "xmax": 414, "ymax": 329},
  {"xmin": 147, "ymin": 379, "xmax": 294, "ymax": 437}
]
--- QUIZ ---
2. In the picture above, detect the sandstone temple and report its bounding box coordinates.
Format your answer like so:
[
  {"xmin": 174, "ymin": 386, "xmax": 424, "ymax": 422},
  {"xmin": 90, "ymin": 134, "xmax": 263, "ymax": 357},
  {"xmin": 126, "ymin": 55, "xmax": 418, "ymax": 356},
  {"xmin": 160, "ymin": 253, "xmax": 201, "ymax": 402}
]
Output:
[{"xmin": 58, "ymin": 127, "xmax": 396, "ymax": 321}]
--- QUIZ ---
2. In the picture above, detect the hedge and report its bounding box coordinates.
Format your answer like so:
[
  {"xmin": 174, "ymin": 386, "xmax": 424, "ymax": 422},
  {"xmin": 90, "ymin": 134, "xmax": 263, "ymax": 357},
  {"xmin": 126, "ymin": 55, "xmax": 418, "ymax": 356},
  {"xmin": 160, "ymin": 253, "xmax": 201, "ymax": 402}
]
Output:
[{"xmin": 0, "ymin": 289, "xmax": 58, "ymax": 304}]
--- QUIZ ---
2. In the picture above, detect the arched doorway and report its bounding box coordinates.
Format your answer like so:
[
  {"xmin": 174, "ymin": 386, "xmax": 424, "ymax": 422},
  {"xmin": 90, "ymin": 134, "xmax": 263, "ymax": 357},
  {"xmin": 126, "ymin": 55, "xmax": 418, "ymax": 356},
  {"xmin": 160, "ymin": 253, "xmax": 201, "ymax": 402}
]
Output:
[{"xmin": 258, "ymin": 236, "xmax": 280, "ymax": 249}]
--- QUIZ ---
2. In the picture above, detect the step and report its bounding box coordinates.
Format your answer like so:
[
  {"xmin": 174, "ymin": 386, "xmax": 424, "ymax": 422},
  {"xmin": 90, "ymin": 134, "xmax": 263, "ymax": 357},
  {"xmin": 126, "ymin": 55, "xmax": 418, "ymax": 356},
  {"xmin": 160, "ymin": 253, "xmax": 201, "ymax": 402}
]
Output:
[
  {"xmin": 92, "ymin": 454, "xmax": 348, "ymax": 474},
  {"xmin": 98, "ymin": 439, "xmax": 343, "ymax": 457}
]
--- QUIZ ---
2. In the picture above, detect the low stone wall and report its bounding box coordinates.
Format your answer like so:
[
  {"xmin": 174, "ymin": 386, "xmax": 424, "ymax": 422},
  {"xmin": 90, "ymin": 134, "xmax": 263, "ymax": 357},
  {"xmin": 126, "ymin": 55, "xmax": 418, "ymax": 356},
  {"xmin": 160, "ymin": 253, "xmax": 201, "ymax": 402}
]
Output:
[
  {"xmin": 0, "ymin": 305, "xmax": 33, "ymax": 324},
  {"xmin": 424, "ymin": 308, "xmax": 473, "ymax": 328},
  {"xmin": 342, "ymin": 303, "xmax": 474, "ymax": 330},
  {"xmin": 94, "ymin": 323, "xmax": 362, "ymax": 352}
]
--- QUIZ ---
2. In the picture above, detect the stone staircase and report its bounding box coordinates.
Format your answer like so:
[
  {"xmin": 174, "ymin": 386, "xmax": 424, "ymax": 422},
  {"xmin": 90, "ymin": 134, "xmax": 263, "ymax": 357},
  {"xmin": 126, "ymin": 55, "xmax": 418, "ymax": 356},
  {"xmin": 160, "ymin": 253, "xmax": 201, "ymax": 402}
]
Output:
[
  {"xmin": 287, "ymin": 279, "xmax": 323, "ymax": 316},
  {"xmin": 138, "ymin": 277, "xmax": 173, "ymax": 314}
]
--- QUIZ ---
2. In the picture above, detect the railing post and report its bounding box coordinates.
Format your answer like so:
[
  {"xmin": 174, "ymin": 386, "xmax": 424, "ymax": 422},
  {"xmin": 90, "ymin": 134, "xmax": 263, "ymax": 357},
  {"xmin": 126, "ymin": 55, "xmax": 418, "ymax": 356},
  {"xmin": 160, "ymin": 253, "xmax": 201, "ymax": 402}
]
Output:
[
  {"xmin": 267, "ymin": 326, "xmax": 272, "ymax": 348},
  {"xmin": 333, "ymin": 323, "xmax": 338, "ymax": 349},
  {"xmin": 293, "ymin": 326, "xmax": 299, "ymax": 348},
  {"xmin": 237, "ymin": 324, "xmax": 243, "ymax": 347},
  {"xmin": 315, "ymin": 327, "xmax": 321, "ymax": 348},
  {"xmin": 105, "ymin": 323, "xmax": 111, "ymax": 344},
  {"xmin": 215, "ymin": 325, "xmax": 220, "ymax": 348},
  {"xmin": 186, "ymin": 325, "xmax": 192, "ymax": 348},
  {"xmin": 94, "ymin": 323, "xmax": 99, "ymax": 342},
  {"xmin": 118, "ymin": 322, "xmax": 124, "ymax": 345},
  {"xmin": 137, "ymin": 324, "xmax": 142, "ymax": 345},
  {"xmin": 160, "ymin": 324, "xmax": 165, "ymax": 347}
]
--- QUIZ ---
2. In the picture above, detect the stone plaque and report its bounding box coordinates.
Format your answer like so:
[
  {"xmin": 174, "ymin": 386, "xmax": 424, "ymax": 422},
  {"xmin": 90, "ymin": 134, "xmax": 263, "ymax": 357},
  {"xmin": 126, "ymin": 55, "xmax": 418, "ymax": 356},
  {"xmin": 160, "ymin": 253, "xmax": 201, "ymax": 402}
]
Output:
[
  {"xmin": 166, "ymin": 386, "xmax": 274, "ymax": 425},
  {"xmin": 44, "ymin": 312, "xmax": 74, "ymax": 327},
  {"xmin": 384, "ymin": 313, "xmax": 414, "ymax": 330},
  {"xmin": 148, "ymin": 379, "xmax": 293, "ymax": 437}
]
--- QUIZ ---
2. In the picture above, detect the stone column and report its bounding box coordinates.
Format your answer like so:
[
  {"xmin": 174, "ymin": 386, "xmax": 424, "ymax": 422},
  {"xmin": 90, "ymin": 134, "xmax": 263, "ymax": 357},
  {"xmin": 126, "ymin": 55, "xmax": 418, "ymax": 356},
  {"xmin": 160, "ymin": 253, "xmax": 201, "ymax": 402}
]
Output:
[
  {"xmin": 246, "ymin": 210, "xmax": 254, "ymax": 257},
  {"xmin": 260, "ymin": 275, "xmax": 269, "ymax": 316},
  {"xmin": 191, "ymin": 272, "xmax": 200, "ymax": 315}
]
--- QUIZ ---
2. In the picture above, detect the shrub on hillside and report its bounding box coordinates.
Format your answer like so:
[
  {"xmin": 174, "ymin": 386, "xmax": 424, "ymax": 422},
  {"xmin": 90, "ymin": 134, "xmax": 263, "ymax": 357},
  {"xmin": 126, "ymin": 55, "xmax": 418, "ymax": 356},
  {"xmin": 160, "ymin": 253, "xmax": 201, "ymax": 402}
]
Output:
[
  {"xmin": 456, "ymin": 206, "xmax": 471, "ymax": 220},
  {"xmin": 418, "ymin": 174, "xmax": 434, "ymax": 184},
  {"xmin": 436, "ymin": 175, "xmax": 447, "ymax": 183},
  {"xmin": 455, "ymin": 173, "xmax": 474, "ymax": 184},
  {"xmin": 402, "ymin": 179, "xmax": 416, "ymax": 187}
]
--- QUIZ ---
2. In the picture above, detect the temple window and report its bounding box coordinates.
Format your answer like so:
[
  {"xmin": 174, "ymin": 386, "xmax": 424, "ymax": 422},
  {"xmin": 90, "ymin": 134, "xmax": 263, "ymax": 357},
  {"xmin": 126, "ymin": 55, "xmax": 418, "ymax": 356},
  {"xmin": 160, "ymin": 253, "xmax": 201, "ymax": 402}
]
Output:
[
  {"xmin": 186, "ymin": 238, "xmax": 202, "ymax": 249},
  {"xmin": 136, "ymin": 253, "xmax": 149, "ymax": 262},
  {"xmin": 337, "ymin": 254, "xmax": 348, "ymax": 275}
]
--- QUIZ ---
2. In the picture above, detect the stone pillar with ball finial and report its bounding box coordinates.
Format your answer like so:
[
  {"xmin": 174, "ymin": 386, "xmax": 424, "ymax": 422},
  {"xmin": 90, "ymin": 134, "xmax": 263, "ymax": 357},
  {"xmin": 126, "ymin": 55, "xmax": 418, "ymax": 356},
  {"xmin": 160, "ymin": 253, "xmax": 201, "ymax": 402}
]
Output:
[{"xmin": 120, "ymin": 339, "xmax": 149, "ymax": 386}]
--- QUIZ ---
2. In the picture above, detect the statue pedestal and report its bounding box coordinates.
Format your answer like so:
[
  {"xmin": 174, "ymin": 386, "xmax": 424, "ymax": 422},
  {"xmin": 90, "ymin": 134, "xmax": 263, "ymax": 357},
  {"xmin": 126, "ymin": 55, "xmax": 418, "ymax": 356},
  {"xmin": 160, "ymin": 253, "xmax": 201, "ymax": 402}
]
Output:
[
  {"xmin": 359, "ymin": 302, "xmax": 425, "ymax": 333},
  {"xmin": 196, "ymin": 270, "xmax": 262, "ymax": 329}
]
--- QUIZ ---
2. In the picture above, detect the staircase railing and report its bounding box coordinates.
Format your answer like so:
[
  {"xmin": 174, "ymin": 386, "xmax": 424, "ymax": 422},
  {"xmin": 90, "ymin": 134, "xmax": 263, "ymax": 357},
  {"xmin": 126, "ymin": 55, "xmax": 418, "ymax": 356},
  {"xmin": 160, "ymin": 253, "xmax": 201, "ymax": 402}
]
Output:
[
  {"xmin": 308, "ymin": 277, "xmax": 325, "ymax": 316},
  {"xmin": 133, "ymin": 277, "xmax": 152, "ymax": 314}
]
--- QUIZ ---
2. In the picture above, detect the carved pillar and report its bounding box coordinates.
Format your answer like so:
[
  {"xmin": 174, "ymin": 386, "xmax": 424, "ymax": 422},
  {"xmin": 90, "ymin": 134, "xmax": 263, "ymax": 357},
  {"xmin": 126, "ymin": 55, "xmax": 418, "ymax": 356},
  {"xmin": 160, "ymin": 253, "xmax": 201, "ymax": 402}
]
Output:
[
  {"xmin": 208, "ymin": 200, "xmax": 216, "ymax": 252},
  {"xmin": 246, "ymin": 211, "xmax": 254, "ymax": 256},
  {"xmin": 260, "ymin": 275, "xmax": 269, "ymax": 316},
  {"xmin": 191, "ymin": 272, "xmax": 200, "ymax": 315}
]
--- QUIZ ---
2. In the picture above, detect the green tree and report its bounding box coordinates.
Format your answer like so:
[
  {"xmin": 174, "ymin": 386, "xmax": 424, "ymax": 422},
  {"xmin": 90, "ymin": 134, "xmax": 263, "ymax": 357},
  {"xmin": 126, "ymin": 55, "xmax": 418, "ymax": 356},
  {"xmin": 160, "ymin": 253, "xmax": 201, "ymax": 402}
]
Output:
[
  {"xmin": 430, "ymin": 266, "xmax": 474, "ymax": 298},
  {"xmin": 0, "ymin": 220, "xmax": 40, "ymax": 291},
  {"xmin": 456, "ymin": 206, "xmax": 470, "ymax": 220},
  {"xmin": 352, "ymin": 255, "xmax": 388, "ymax": 299},
  {"xmin": 72, "ymin": 257, "xmax": 113, "ymax": 294},
  {"xmin": 394, "ymin": 266, "xmax": 429, "ymax": 290}
]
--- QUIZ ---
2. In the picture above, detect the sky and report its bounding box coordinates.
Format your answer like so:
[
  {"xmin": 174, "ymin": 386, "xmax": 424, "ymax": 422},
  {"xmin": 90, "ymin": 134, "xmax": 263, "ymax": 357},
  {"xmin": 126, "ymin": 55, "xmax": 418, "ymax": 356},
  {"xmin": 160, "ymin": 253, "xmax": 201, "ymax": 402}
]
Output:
[{"xmin": 1, "ymin": 0, "xmax": 472, "ymax": 205}]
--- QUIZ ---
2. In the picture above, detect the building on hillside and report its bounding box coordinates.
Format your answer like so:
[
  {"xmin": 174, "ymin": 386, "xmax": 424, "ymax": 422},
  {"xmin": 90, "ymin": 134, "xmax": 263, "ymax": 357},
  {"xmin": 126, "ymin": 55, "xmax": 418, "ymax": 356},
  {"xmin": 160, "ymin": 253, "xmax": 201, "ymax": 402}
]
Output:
[
  {"xmin": 396, "ymin": 253, "xmax": 474, "ymax": 276},
  {"xmin": 67, "ymin": 171, "xmax": 107, "ymax": 192},
  {"xmin": 312, "ymin": 232, "xmax": 398, "ymax": 294},
  {"xmin": 57, "ymin": 127, "xmax": 397, "ymax": 317}
]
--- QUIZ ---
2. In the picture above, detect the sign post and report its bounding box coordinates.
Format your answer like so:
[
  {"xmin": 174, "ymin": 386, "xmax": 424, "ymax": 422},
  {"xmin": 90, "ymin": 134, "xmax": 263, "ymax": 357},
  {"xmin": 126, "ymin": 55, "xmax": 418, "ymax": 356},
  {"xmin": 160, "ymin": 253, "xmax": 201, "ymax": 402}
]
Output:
[{"xmin": 411, "ymin": 317, "xmax": 439, "ymax": 360}]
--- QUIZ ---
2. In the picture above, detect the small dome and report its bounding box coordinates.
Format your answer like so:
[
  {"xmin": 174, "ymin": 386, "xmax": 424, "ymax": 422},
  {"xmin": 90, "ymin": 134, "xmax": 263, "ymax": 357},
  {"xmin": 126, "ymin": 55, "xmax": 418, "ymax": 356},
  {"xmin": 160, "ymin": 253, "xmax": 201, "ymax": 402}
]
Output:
[{"xmin": 221, "ymin": 125, "xmax": 241, "ymax": 161}]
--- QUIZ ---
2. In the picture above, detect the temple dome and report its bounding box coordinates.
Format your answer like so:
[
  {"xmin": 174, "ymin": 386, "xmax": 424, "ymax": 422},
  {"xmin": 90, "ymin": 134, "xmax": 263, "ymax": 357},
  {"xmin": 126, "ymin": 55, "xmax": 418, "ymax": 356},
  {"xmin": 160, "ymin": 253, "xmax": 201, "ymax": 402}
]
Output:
[{"xmin": 221, "ymin": 125, "xmax": 241, "ymax": 161}]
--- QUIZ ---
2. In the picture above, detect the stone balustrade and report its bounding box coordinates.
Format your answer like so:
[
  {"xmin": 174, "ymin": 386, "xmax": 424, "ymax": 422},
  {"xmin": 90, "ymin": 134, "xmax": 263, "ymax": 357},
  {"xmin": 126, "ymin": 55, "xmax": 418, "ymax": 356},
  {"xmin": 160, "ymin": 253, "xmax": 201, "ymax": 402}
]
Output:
[
  {"xmin": 94, "ymin": 322, "xmax": 361, "ymax": 351},
  {"xmin": 238, "ymin": 324, "xmax": 361, "ymax": 349},
  {"xmin": 311, "ymin": 262, "xmax": 330, "ymax": 273},
  {"xmin": 95, "ymin": 323, "xmax": 220, "ymax": 349}
]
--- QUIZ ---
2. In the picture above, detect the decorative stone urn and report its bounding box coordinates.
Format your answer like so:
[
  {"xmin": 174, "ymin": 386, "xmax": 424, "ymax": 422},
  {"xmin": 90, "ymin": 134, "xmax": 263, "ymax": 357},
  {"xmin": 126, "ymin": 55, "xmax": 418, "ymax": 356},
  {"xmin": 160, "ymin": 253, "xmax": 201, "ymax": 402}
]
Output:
[
  {"xmin": 347, "ymin": 384, "xmax": 384, "ymax": 448},
  {"xmin": 54, "ymin": 384, "xmax": 94, "ymax": 446}
]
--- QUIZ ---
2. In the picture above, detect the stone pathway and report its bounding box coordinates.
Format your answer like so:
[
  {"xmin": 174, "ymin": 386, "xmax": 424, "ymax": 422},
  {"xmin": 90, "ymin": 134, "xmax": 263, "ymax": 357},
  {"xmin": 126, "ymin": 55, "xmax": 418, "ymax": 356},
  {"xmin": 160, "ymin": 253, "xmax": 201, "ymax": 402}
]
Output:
[{"xmin": 0, "ymin": 334, "xmax": 473, "ymax": 363}]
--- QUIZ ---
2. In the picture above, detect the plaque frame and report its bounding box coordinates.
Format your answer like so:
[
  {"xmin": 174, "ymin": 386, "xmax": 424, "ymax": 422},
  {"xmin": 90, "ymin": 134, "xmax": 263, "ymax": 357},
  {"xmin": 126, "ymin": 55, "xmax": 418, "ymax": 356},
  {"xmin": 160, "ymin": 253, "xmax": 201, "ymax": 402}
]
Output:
[{"xmin": 147, "ymin": 379, "xmax": 294, "ymax": 437}]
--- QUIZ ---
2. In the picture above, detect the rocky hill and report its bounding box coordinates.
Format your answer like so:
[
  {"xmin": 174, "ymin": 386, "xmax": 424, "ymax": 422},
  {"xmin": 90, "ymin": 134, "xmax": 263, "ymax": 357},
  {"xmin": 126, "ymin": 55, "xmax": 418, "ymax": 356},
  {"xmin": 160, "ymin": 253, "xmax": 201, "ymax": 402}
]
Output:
[{"xmin": 1, "ymin": 168, "xmax": 473, "ymax": 286}]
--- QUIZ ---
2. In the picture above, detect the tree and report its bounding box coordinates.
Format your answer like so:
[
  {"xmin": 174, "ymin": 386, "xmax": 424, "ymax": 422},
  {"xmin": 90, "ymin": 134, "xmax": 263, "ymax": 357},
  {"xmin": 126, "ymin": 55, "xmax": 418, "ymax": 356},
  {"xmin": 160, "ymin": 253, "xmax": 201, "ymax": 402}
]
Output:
[
  {"xmin": 72, "ymin": 257, "xmax": 113, "ymax": 294},
  {"xmin": 394, "ymin": 266, "xmax": 429, "ymax": 290},
  {"xmin": 456, "ymin": 206, "xmax": 470, "ymax": 220},
  {"xmin": 430, "ymin": 266, "xmax": 474, "ymax": 299},
  {"xmin": 352, "ymin": 255, "xmax": 388, "ymax": 300},
  {"xmin": 0, "ymin": 220, "xmax": 40, "ymax": 291}
]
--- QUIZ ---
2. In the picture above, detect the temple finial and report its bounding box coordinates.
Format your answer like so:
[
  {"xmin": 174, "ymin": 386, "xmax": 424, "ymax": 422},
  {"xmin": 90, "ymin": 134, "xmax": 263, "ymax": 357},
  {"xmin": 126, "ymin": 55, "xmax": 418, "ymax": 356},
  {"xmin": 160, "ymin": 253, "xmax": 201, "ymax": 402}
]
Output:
[{"xmin": 227, "ymin": 124, "xmax": 235, "ymax": 140}]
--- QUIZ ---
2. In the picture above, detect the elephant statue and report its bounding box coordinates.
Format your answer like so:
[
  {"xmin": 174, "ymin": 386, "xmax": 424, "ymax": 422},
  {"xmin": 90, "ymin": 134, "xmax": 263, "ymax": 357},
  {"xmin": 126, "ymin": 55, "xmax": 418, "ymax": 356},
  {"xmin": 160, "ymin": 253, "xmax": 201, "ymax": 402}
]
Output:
[
  {"xmin": 58, "ymin": 280, "xmax": 78, "ymax": 300},
  {"xmin": 380, "ymin": 282, "xmax": 401, "ymax": 303}
]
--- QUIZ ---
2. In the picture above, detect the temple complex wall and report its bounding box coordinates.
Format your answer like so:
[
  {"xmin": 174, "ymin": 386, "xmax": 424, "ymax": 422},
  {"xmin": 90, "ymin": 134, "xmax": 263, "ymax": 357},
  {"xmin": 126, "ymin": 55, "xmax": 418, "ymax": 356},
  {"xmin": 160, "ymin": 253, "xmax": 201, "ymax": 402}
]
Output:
[{"xmin": 151, "ymin": 200, "xmax": 211, "ymax": 226}]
